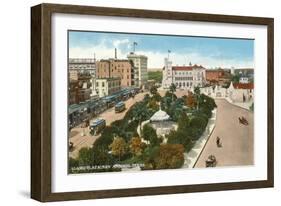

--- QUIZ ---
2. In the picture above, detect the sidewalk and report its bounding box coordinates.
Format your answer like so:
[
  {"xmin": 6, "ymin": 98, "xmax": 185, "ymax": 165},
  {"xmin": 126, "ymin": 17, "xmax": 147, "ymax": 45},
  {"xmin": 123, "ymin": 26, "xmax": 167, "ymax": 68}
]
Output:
[
  {"xmin": 225, "ymin": 97, "xmax": 253, "ymax": 110},
  {"xmin": 182, "ymin": 108, "xmax": 217, "ymax": 168}
]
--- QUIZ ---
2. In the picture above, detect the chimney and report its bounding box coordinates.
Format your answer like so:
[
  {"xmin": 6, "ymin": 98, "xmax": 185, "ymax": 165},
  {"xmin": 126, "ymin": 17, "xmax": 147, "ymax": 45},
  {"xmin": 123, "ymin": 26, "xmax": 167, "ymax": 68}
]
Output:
[{"xmin": 115, "ymin": 48, "xmax": 117, "ymax": 59}]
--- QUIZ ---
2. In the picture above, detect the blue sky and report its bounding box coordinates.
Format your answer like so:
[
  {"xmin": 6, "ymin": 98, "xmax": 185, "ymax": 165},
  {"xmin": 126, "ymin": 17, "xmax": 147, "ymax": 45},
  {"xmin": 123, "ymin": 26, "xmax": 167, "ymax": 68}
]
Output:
[{"xmin": 69, "ymin": 30, "xmax": 254, "ymax": 68}]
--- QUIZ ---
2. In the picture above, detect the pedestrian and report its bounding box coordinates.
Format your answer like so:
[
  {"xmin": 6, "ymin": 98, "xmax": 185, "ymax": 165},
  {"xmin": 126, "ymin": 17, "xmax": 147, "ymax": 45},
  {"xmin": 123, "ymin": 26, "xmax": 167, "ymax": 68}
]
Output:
[{"xmin": 216, "ymin": 136, "xmax": 221, "ymax": 147}]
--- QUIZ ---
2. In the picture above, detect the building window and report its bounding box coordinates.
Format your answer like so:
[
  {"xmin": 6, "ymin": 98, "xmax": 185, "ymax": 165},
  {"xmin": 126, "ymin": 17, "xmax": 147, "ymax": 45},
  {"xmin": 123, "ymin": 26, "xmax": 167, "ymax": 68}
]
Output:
[{"xmin": 102, "ymin": 82, "xmax": 105, "ymax": 87}]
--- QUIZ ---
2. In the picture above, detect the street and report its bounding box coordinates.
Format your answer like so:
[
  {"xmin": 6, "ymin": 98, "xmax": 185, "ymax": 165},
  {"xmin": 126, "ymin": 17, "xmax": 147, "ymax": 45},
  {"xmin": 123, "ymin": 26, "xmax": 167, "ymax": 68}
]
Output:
[
  {"xmin": 194, "ymin": 99, "xmax": 254, "ymax": 167},
  {"xmin": 69, "ymin": 92, "xmax": 147, "ymax": 158}
]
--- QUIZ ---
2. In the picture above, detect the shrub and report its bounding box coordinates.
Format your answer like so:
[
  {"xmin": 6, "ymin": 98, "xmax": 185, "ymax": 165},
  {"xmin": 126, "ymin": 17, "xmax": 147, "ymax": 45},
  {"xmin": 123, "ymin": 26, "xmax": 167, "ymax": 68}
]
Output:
[
  {"xmin": 154, "ymin": 144, "xmax": 185, "ymax": 169},
  {"xmin": 129, "ymin": 136, "xmax": 146, "ymax": 156}
]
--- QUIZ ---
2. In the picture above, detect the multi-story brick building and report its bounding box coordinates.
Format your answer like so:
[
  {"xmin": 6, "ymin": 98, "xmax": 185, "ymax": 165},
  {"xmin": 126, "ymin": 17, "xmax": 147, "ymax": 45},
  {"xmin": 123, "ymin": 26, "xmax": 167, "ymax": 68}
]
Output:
[
  {"xmin": 96, "ymin": 58, "xmax": 134, "ymax": 88},
  {"xmin": 205, "ymin": 68, "xmax": 231, "ymax": 86},
  {"xmin": 68, "ymin": 70, "xmax": 92, "ymax": 104}
]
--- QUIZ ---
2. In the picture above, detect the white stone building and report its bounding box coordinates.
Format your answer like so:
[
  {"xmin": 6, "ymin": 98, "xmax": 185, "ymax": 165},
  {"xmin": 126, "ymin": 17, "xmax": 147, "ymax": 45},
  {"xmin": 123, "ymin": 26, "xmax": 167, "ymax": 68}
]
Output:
[
  {"xmin": 239, "ymin": 76, "xmax": 249, "ymax": 83},
  {"xmin": 162, "ymin": 58, "xmax": 206, "ymax": 89},
  {"xmin": 93, "ymin": 78, "xmax": 121, "ymax": 98},
  {"xmin": 200, "ymin": 82, "xmax": 254, "ymax": 103},
  {"xmin": 127, "ymin": 52, "xmax": 148, "ymax": 87},
  {"xmin": 69, "ymin": 58, "xmax": 96, "ymax": 77},
  {"xmin": 228, "ymin": 82, "xmax": 254, "ymax": 103}
]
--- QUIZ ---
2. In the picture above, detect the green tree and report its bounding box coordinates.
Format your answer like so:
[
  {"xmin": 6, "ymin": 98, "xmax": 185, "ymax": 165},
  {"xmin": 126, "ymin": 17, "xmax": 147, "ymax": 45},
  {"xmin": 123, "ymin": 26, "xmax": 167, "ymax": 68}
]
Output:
[
  {"xmin": 68, "ymin": 157, "xmax": 79, "ymax": 173},
  {"xmin": 167, "ymin": 130, "xmax": 193, "ymax": 152},
  {"xmin": 177, "ymin": 112, "xmax": 190, "ymax": 131},
  {"xmin": 231, "ymin": 73, "xmax": 241, "ymax": 83},
  {"xmin": 194, "ymin": 86, "xmax": 201, "ymax": 110},
  {"xmin": 150, "ymin": 85, "xmax": 158, "ymax": 96},
  {"xmin": 109, "ymin": 137, "xmax": 127, "ymax": 161},
  {"xmin": 78, "ymin": 147, "xmax": 93, "ymax": 166},
  {"xmin": 92, "ymin": 147, "xmax": 116, "ymax": 168},
  {"xmin": 143, "ymin": 94, "xmax": 150, "ymax": 104},
  {"xmin": 142, "ymin": 124, "xmax": 160, "ymax": 146},
  {"xmin": 169, "ymin": 83, "xmax": 177, "ymax": 102},
  {"xmin": 250, "ymin": 102, "xmax": 254, "ymax": 111},
  {"xmin": 152, "ymin": 92, "xmax": 162, "ymax": 102},
  {"xmin": 148, "ymin": 98, "xmax": 159, "ymax": 111},
  {"xmin": 142, "ymin": 146, "xmax": 160, "ymax": 169},
  {"xmin": 94, "ymin": 126, "xmax": 115, "ymax": 150},
  {"xmin": 148, "ymin": 71, "xmax": 163, "ymax": 83},
  {"xmin": 188, "ymin": 116, "xmax": 208, "ymax": 140},
  {"xmin": 133, "ymin": 102, "xmax": 150, "ymax": 134}
]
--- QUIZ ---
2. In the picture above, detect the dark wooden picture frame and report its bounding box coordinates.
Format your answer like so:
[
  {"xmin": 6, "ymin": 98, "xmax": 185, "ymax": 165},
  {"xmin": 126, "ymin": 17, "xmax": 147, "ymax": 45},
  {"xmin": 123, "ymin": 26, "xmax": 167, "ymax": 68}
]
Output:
[{"xmin": 31, "ymin": 3, "xmax": 274, "ymax": 202}]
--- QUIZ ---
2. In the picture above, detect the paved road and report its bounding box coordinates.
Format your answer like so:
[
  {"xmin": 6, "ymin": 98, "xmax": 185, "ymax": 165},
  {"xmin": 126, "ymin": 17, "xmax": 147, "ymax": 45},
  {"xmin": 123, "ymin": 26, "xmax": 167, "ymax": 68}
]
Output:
[
  {"xmin": 69, "ymin": 92, "xmax": 147, "ymax": 158},
  {"xmin": 194, "ymin": 99, "xmax": 254, "ymax": 168}
]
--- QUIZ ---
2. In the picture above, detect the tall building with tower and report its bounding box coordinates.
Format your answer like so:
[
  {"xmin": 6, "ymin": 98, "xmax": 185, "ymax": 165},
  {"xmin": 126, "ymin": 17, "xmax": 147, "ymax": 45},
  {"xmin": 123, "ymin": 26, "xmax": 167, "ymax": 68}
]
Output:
[
  {"xmin": 162, "ymin": 58, "xmax": 206, "ymax": 90},
  {"xmin": 127, "ymin": 52, "xmax": 148, "ymax": 87},
  {"xmin": 162, "ymin": 57, "xmax": 173, "ymax": 89}
]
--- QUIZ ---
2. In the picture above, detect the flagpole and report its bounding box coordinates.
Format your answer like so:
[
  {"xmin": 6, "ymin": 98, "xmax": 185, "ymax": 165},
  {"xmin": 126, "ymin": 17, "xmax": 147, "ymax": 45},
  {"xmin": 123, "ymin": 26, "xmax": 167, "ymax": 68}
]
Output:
[{"xmin": 168, "ymin": 50, "xmax": 171, "ymax": 59}]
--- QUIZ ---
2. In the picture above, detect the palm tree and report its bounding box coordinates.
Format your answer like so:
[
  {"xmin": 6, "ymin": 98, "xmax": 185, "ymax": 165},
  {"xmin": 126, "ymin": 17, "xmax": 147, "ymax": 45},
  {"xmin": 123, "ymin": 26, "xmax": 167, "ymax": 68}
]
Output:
[
  {"xmin": 169, "ymin": 83, "xmax": 176, "ymax": 102},
  {"xmin": 133, "ymin": 102, "xmax": 150, "ymax": 135},
  {"xmin": 194, "ymin": 86, "xmax": 201, "ymax": 110},
  {"xmin": 150, "ymin": 85, "xmax": 158, "ymax": 96}
]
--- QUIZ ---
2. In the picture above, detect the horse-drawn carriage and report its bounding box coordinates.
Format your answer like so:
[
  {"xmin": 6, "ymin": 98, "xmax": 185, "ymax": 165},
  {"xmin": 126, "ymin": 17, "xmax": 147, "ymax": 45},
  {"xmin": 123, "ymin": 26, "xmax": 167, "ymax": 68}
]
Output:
[
  {"xmin": 205, "ymin": 155, "xmax": 217, "ymax": 167},
  {"xmin": 239, "ymin": 116, "xmax": 249, "ymax": 125}
]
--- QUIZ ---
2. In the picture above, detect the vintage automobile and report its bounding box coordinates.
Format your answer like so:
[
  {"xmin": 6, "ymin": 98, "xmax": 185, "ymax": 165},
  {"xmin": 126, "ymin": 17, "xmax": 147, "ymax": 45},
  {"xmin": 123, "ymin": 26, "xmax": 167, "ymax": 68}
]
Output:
[
  {"xmin": 115, "ymin": 101, "xmax": 126, "ymax": 113},
  {"xmin": 205, "ymin": 155, "xmax": 217, "ymax": 167},
  {"xmin": 89, "ymin": 119, "xmax": 106, "ymax": 136}
]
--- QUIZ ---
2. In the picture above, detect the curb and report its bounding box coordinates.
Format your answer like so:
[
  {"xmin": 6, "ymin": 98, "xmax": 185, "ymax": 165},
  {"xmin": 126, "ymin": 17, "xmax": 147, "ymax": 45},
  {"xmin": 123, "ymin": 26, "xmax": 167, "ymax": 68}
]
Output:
[{"xmin": 191, "ymin": 108, "xmax": 217, "ymax": 168}]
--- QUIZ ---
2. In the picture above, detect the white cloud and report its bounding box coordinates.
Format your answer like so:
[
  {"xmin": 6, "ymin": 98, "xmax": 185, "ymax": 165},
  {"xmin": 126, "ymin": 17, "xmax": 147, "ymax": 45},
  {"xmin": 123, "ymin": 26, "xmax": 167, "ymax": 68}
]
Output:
[
  {"xmin": 69, "ymin": 41, "xmax": 254, "ymax": 69},
  {"xmin": 112, "ymin": 39, "xmax": 130, "ymax": 48}
]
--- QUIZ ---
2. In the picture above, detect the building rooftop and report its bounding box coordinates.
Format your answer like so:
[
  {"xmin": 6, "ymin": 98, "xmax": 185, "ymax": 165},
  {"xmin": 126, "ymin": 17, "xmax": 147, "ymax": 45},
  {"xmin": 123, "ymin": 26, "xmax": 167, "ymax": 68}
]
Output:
[
  {"xmin": 69, "ymin": 58, "xmax": 96, "ymax": 63},
  {"xmin": 172, "ymin": 64, "xmax": 205, "ymax": 71},
  {"xmin": 127, "ymin": 52, "xmax": 148, "ymax": 58},
  {"xmin": 150, "ymin": 108, "xmax": 170, "ymax": 122},
  {"xmin": 233, "ymin": 82, "xmax": 254, "ymax": 89},
  {"xmin": 99, "ymin": 58, "xmax": 130, "ymax": 62}
]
